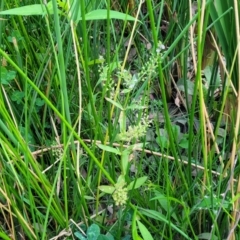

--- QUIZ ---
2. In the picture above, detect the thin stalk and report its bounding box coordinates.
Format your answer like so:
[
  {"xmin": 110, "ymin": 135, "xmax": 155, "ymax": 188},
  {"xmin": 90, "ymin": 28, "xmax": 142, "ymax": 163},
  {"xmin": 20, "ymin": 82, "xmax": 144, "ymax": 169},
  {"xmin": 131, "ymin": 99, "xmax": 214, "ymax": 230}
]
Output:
[
  {"xmin": 51, "ymin": 0, "xmax": 74, "ymax": 225},
  {"xmin": 79, "ymin": 0, "xmax": 101, "ymax": 138},
  {"xmin": 197, "ymin": 0, "xmax": 210, "ymax": 188},
  {"xmin": 187, "ymin": 1, "xmax": 209, "ymax": 195},
  {"xmin": 24, "ymin": 77, "xmax": 39, "ymax": 239},
  {"xmin": 41, "ymin": 132, "xmax": 75, "ymax": 240},
  {"xmin": 94, "ymin": 0, "xmax": 112, "ymax": 214},
  {"xmin": 146, "ymin": 0, "xmax": 189, "ymax": 195},
  {"xmin": 229, "ymin": 0, "xmax": 240, "ymax": 238},
  {"xmin": 69, "ymin": 5, "xmax": 88, "ymax": 223}
]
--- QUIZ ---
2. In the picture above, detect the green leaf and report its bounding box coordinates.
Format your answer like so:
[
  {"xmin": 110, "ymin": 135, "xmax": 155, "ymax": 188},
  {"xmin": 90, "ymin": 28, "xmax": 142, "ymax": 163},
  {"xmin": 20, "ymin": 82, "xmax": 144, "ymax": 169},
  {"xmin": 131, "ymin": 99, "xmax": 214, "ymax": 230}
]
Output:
[
  {"xmin": 132, "ymin": 210, "xmax": 143, "ymax": 240},
  {"xmin": 209, "ymin": 2, "xmax": 231, "ymax": 56},
  {"xmin": 87, "ymin": 224, "xmax": 100, "ymax": 240},
  {"xmin": 194, "ymin": 195, "xmax": 230, "ymax": 210},
  {"xmin": 197, "ymin": 233, "xmax": 218, "ymax": 240},
  {"xmin": 105, "ymin": 97, "xmax": 123, "ymax": 110},
  {"xmin": 0, "ymin": 3, "xmax": 55, "ymax": 16},
  {"xmin": 116, "ymin": 175, "xmax": 126, "ymax": 186},
  {"xmin": 178, "ymin": 138, "xmax": 189, "ymax": 149},
  {"xmin": 139, "ymin": 208, "xmax": 191, "ymax": 240},
  {"xmin": 151, "ymin": 191, "xmax": 179, "ymax": 222},
  {"xmin": 172, "ymin": 124, "xmax": 180, "ymax": 138},
  {"xmin": 97, "ymin": 144, "xmax": 121, "ymax": 155},
  {"xmin": 121, "ymin": 150, "xmax": 130, "ymax": 176},
  {"xmin": 78, "ymin": 10, "xmax": 139, "ymax": 22},
  {"xmin": 97, "ymin": 234, "xmax": 114, "ymax": 240},
  {"xmin": 203, "ymin": 65, "xmax": 221, "ymax": 92},
  {"xmin": 177, "ymin": 78, "xmax": 195, "ymax": 95},
  {"xmin": 232, "ymin": 193, "xmax": 240, "ymax": 203},
  {"xmin": 156, "ymin": 135, "xmax": 168, "ymax": 149},
  {"xmin": 126, "ymin": 104, "xmax": 146, "ymax": 110},
  {"xmin": 127, "ymin": 176, "xmax": 148, "ymax": 191},
  {"xmin": 105, "ymin": 233, "xmax": 114, "ymax": 240},
  {"xmin": 35, "ymin": 98, "xmax": 45, "ymax": 107},
  {"xmin": 87, "ymin": 58, "xmax": 105, "ymax": 66},
  {"xmin": 119, "ymin": 110, "xmax": 127, "ymax": 133},
  {"xmin": 136, "ymin": 220, "xmax": 154, "ymax": 240},
  {"xmin": 0, "ymin": 232, "xmax": 12, "ymax": 240},
  {"xmin": 0, "ymin": 5, "xmax": 139, "ymax": 27},
  {"xmin": 84, "ymin": 195, "xmax": 95, "ymax": 200},
  {"xmin": 0, "ymin": 66, "xmax": 16, "ymax": 84},
  {"xmin": 74, "ymin": 231, "xmax": 87, "ymax": 240},
  {"xmin": 98, "ymin": 185, "xmax": 115, "ymax": 194},
  {"xmin": 11, "ymin": 91, "xmax": 25, "ymax": 104},
  {"xmin": 62, "ymin": 0, "xmax": 80, "ymax": 22},
  {"xmin": 97, "ymin": 234, "xmax": 112, "ymax": 240},
  {"xmin": 129, "ymin": 143, "xmax": 145, "ymax": 151},
  {"xmin": 122, "ymin": 235, "xmax": 132, "ymax": 240}
]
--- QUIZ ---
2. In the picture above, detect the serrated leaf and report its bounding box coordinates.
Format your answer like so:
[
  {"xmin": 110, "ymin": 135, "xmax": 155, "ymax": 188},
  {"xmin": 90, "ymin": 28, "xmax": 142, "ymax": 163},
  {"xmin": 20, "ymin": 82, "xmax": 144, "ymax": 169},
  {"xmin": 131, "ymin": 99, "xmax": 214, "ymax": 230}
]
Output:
[
  {"xmin": 11, "ymin": 91, "xmax": 25, "ymax": 104},
  {"xmin": 203, "ymin": 65, "xmax": 221, "ymax": 89},
  {"xmin": 98, "ymin": 185, "xmax": 115, "ymax": 194},
  {"xmin": 97, "ymin": 144, "xmax": 121, "ymax": 155},
  {"xmin": 127, "ymin": 176, "xmax": 147, "ymax": 190},
  {"xmin": 136, "ymin": 220, "xmax": 154, "ymax": 240},
  {"xmin": 177, "ymin": 78, "xmax": 195, "ymax": 95},
  {"xmin": 35, "ymin": 98, "xmax": 45, "ymax": 107},
  {"xmin": 0, "ymin": 67, "xmax": 16, "ymax": 84}
]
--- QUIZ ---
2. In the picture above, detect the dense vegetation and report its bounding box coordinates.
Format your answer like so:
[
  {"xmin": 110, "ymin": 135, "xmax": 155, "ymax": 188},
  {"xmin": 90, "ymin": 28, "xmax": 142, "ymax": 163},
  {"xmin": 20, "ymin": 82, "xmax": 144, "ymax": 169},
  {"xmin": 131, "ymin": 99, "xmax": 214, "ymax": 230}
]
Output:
[{"xmin": 0, "ymin": 0, "xmax": 239, "ymax": 239}]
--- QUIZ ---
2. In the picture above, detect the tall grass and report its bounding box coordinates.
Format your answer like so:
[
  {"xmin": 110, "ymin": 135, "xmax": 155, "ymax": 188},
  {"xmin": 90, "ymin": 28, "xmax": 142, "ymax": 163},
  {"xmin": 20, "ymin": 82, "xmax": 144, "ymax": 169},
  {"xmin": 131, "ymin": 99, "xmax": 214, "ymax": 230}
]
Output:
[{"xmin": 0, "ymin": 0, "xmax": 239, "ymax": 239}]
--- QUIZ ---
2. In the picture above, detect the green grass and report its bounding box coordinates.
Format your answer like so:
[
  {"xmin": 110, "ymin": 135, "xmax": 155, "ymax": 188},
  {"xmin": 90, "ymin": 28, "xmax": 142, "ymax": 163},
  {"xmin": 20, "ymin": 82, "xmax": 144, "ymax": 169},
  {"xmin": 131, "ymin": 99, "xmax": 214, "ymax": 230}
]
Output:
[{"xmin": 0, "ymin": 0, "xmax": 240, "ymax": 239}]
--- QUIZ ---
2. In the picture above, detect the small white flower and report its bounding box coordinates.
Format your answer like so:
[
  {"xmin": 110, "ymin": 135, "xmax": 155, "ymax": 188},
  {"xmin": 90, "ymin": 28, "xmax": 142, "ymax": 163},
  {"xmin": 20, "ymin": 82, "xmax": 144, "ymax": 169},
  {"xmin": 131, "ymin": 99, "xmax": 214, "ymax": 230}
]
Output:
[{"xmin": 112, "ymin": 186, "xmax": 128, "ymax": 206}]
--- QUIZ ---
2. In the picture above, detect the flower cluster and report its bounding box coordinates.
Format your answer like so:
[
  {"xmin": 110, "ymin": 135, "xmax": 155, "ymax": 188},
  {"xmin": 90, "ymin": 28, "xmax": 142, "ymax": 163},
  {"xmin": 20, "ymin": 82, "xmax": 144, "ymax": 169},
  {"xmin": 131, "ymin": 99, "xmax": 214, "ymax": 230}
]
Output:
[
  {"xmin": 52, "ymin": 141, "xmax": 63, "ymax": 160},
  {"xmin": 117, "ymin": 69, "xmax": 139, "ymax": 93},
  {"xmin": 118, "ymin": 114, "xmax": 151, "ymax": 142},
  {"xmin": 98, "ymin": 63, "xmax": 116, "ymax": 98},
  {"xmin": 139, "ymin": 41, "xmax": 166, "ymax": 82},
  {"xmin": 112, "ymin": 185, "xmax": 128, "ymax": 206}
]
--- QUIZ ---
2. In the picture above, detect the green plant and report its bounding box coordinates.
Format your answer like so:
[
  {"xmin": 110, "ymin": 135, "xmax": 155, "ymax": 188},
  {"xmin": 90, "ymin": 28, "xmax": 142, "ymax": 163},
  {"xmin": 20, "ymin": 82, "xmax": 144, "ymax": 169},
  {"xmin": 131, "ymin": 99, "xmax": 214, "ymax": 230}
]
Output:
[
  {"xmin": 0, "ymin": 0, "xmax": 240, "ymax": 239},
  {"xmin": 74, "ymin": 223, "xmax": 114, "ymax": 240}
]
